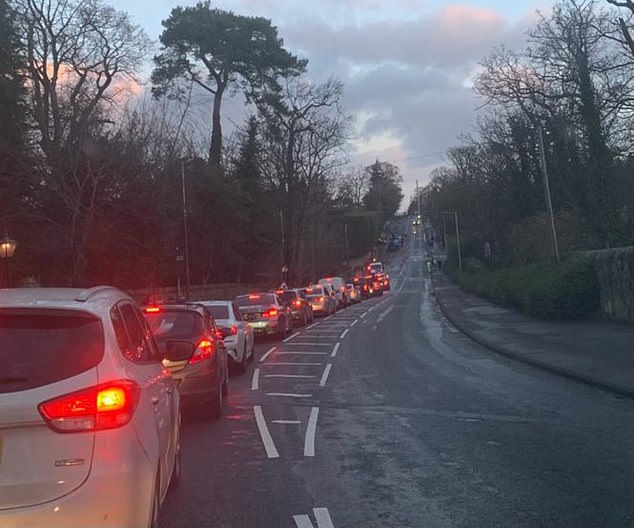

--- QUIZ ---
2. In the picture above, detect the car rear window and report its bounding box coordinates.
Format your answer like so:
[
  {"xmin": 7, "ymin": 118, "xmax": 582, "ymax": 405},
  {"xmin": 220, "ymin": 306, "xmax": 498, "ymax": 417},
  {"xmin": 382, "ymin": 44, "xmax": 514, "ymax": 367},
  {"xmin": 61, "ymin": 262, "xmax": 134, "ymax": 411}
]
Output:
[
  {"xmin": 144, "ymin": 310, "xmax": 203, "ymax": 340},
  {"xmin": 206, "ymin": 305, "xmax": 229, "ymax": 319},
  {"xmin": 276, "ymin": 291, "xmax": 295, "ymax": 303},
  {"xmin": 0, "ymin": 310, "xmax": 104, "ymax": 393},
  {"xmin": 235, "ymin": 293, "xmax": 276, "ymax": 306},
  {"xmin": 305, "ymin": 287, "xmax": 325, "ymax": 297}
]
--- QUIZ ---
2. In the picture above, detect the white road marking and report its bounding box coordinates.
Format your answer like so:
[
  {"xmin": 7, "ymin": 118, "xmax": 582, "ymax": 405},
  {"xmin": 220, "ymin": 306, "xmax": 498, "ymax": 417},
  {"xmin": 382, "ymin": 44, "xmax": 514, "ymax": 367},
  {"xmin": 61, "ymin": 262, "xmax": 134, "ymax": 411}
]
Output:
[
  {"xmin": 251, "ymin": 368, "xmax": 260, "ymax": 391},
  {"xmin": 324, "ymin": 315, "xmax": 334, "ymax": 320},
  {"xmin": 293, "ymin": 508, "xmax": 335, "ymax": 528},
  {"xmin": 259, "ymin": 346, "xmax": 276, "ymax": 363},
  {"xmin": 360, "ymin": 312, "xmax": 367, "ymax": 319},
  {"xmin": 262, "ymin": 362, "xmax": 323, "ymax": 366},
  {"xmin": 281, "ymin": 342, "xmax": 332, "ymax": 346},
  {"xmin": 253, "ymin": 406, "xmax": 279, "ymax": 459},
  {"xmin": 306, "ymin": 322, "xmax": 320, "ymax": 329},
  {"xmin": 272, "ymin": 420, "xmax": 301, "ymax": 424},
  {"xmin": 376, "ymin": 305, "xmax": 395, "ymax": 323},
  {"xmin": 314, "ymin": 508, "xmax": 335, "ymax": 528},
  {"xmin": 339, "ymin": 329, "xmax": 349, "ymax": 339},
  {"xmin": 277, "ymin": 351, "xmax": 329, "ymax": 355},
  {"xmin": 283, "ymin": 332, "xmax": 301, "ymax": 343},
  {"xmin": 319, "ymin": 363, "xmax": 333, "ymax": 387},
  {"xmin": 267, "ymin": 392, "xmax": 313, "ymax": 398},
  {"xmin": 304, "ymin": 407, "xmax": 319, "ymax": 457},
  {"xmin": 331, "ymin": 342, "xmax": 340, "ymax": 358},
  {"xmin": 264, "ymin": 373, "xmax": 317, "ymax": 379},
  {"xmin": 350, "ymin": 319, "xmax": 359, "ymax": 327}
]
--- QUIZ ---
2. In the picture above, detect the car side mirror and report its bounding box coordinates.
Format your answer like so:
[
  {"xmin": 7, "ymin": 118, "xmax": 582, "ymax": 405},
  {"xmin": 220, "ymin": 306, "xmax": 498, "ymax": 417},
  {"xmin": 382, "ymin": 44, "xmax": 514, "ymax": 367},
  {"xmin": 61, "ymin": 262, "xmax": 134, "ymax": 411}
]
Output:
[{"xmin": 164, "ymin": 340, "xmax": 195, "ymax": 362}]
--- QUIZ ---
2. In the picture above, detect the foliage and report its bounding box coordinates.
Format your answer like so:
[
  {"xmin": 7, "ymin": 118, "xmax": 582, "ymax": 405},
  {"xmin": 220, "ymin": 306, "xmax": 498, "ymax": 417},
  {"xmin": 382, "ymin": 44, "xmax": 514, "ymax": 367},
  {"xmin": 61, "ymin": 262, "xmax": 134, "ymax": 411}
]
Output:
[
  {"xmin": 363, "ymin": 160, "xmax": 403, "ymax": 222},
  {"xmin": 450, "ymin": 255, "xmax": 600, "ymax": 320},
  {"xmin": 152, "ymin": 1, "xmax": 306, "ymax": 166}
]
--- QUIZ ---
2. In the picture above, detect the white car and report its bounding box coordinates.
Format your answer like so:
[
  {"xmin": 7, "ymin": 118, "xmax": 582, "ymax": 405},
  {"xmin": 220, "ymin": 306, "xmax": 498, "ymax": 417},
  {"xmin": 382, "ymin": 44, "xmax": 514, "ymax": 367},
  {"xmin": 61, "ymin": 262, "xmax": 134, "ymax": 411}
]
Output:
[
  {"xmin": 318, "ymin": 277, "xmax": 347, "ymax": 307},
  {"xmin": 201, "ymin": 300, "xmax": 255, "ymax": 373},
  {"xmin": 0, "ymin": 286, "xmax": 182, "ymax": 528}
]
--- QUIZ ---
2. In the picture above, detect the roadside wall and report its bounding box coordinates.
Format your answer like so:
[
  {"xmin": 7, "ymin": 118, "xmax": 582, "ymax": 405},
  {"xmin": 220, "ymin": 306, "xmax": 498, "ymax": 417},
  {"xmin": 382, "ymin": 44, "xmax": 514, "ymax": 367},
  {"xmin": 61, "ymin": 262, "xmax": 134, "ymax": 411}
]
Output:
[{"xmin": 589, "ymin": 247, "xmax": 634, "ymax": 324}]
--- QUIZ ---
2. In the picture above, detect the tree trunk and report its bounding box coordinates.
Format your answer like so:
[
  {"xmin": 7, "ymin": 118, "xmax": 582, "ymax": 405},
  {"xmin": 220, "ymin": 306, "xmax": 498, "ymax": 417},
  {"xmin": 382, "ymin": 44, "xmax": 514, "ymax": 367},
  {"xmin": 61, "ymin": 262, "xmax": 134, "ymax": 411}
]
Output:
[{"xmin": 209, "ymin": 85, "xmax": 224, "ymax": 168}]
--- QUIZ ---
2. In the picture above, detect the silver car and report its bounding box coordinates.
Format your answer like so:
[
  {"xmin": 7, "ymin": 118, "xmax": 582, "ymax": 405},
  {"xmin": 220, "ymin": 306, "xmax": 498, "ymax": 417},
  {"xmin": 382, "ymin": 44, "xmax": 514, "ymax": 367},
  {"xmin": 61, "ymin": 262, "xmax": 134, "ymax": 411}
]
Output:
[{"xmin": 0, "ymin": 286, "xmax": 181, "ymax": 528}]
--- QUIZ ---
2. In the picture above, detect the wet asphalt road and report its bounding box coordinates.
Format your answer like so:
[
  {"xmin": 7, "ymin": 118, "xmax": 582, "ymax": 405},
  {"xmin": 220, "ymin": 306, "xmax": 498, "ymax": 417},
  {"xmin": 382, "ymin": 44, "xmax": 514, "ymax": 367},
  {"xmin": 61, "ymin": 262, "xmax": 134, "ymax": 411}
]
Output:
[{"xmin": 159, "ymin": 228, "xmax": 634, "ymax": 528}]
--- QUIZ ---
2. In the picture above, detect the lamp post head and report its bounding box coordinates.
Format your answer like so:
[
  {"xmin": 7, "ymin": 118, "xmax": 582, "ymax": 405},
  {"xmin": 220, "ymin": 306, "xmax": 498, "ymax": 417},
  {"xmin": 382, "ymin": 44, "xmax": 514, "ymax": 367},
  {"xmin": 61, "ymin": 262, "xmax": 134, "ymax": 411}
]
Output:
[{"xmin": 0, "ymin": 233, "xmax": 17, "ymax": 259}]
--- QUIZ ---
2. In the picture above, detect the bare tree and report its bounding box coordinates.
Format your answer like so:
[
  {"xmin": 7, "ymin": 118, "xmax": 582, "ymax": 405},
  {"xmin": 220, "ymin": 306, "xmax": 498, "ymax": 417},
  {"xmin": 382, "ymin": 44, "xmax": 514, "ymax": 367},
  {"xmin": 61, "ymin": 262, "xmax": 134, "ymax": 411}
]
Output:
[{"xmin": 15, "ymin": 0, "xmax": 150, "ymax": 284}]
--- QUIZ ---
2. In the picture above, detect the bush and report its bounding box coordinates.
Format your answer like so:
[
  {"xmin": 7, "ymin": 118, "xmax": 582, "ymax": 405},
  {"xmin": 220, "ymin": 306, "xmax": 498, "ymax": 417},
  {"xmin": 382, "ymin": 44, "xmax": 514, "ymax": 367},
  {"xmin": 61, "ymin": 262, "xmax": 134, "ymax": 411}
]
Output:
[{"xmin": 453, "ymin": 255, "xmax": 599, "ymax": 320}]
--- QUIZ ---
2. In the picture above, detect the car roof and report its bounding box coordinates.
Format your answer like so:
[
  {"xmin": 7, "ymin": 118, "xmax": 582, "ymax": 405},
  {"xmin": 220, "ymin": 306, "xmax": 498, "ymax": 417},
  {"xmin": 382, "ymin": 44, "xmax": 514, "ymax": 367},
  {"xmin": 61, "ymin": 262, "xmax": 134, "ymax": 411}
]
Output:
[{"xmin": 0, "ymin": 286, "xmax": 131, "ymax": 313}]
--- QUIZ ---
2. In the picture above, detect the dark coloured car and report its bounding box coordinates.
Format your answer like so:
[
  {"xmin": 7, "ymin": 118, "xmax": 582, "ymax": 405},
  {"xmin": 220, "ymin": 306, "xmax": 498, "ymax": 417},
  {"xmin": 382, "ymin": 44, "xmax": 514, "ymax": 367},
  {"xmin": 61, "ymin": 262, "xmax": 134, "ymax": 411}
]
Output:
[
  {"xmin": 143, "ymin": 303, "xmax": 229, "ymax": 420},
  {"xmin": 275, "ymin": 288, "xmax": 314, "ymax": 326},
  {"xmin": 235, "ymin": 293, "xmax": 293, "ymax": 338}
]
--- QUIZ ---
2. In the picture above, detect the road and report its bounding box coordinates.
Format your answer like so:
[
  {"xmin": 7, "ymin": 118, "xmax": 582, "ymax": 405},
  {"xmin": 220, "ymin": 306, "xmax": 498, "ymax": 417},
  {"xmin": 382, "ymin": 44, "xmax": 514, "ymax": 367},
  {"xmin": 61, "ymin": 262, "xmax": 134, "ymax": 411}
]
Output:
[{"xmin": 159, "ymin": 222, "xmax": 634, "ymax": 528}]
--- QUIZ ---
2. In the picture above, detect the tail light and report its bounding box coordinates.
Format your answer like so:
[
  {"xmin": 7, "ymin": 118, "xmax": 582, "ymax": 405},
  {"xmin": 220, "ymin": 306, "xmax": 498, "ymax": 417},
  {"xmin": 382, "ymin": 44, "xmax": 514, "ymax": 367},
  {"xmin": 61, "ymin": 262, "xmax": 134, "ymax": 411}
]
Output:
[
  {"xmin": 39, "ymin": 380, "xmax": 140, "ymax": 433},
  {"xmin": 143, "ymin": 305, "xmax": 161, "ymax": 313},
  {"xmin": 189, "ymin": 338, "xmax": 214, "ymax": 364},
  {"xmin": 293, "ymin": 300, "xmax": 302, "ymax": 307},
  {"xmin": 263, "ymin": 308, "xmax": 279, "ymax": 318},
  {"xmin": 318, "ymin": 296, "xmax": 325, "ymax": 303},
  {"xmin": 229, "ymin": 325, "xmax": 238, "ymax": 335}
]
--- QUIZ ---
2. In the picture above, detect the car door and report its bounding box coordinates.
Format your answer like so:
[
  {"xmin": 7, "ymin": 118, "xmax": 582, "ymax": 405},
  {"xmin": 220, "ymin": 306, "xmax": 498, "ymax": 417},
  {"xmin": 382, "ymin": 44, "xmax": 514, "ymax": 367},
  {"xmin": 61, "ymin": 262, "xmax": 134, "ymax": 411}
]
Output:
[
  {"xmin": 232, "ymin": 302, "xmax": 252, "ymax": 356},
  {"xmin": 112, "ymin": 303, "xmax": 176, "ymax": 496}
]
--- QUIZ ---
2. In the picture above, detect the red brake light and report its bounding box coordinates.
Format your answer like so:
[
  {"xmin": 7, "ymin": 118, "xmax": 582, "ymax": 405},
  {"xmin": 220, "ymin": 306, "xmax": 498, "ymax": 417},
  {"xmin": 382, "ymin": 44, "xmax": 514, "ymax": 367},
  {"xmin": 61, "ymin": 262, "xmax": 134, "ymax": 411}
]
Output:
[
  {"xmin": 39, "ymin": 380, "xmax": 139, "ymax": 433},
  {"xmin": 143, "ymin": 305, "xmax": 161, "ymax": 313},
  {"xmin": 263, "ymin": 308, "xmax": 279, "ymax": 318},
  {"xmin": 293, "ymin": 300, "xmax": 302, "ymax": 307},
  {"xmin": 189, "ymin": 339, "xmax": 214, "ymax": 364},
  {"xmin": 318, "ymin": 296, "xmax": 324, "ymax": 303},
  {"xmin": 248, "ymin": 294, "xmax": 261, "ymax": 300}
]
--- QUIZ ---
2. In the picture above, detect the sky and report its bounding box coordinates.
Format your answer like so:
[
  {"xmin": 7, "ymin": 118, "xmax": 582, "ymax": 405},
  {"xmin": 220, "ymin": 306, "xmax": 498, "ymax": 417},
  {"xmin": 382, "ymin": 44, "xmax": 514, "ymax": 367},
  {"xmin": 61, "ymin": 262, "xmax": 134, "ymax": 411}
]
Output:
[{"xmin": 109, "ymin": 0, "xmax": 554, "ymax": 210}]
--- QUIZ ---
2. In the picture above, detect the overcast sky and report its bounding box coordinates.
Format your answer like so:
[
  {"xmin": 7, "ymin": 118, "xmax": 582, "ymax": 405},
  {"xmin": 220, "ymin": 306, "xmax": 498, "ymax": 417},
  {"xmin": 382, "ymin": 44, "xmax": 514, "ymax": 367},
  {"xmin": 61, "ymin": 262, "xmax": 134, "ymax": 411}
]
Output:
[{"xmin": 110, "ymin": 0, "xmax": 554, "ymax": 210}]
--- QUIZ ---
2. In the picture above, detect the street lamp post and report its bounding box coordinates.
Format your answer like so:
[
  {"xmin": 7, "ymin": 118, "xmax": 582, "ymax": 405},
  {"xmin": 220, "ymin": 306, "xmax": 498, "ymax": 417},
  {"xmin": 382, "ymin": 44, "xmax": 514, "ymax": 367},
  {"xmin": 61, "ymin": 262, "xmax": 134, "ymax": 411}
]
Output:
[
  {"xmin": 0, "ymin": 232, "xmax": 17, "ymax": 288},
  {"xmin": 442, "ymin": 212, "xmax": 462, "ymax": 272}
]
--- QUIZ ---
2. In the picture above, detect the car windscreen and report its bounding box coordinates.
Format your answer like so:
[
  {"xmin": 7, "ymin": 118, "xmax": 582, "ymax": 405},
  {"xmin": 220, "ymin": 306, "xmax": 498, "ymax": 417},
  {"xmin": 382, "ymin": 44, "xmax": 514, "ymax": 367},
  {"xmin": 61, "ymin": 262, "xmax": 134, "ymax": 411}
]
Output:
[
  {"xmin": 235, "ymin": 294, "xmax": 276, "ymax": 306},
  {"xmin": 144, "ymin": 310, "xmax": 203, "ymax": 340},
  {"xmin": 205, "ymin": 305, "xmax": 229, "ymax": 320},
  {"xmin": 0, "ymin": 309, "xmax": 104, "ymax": 393}
]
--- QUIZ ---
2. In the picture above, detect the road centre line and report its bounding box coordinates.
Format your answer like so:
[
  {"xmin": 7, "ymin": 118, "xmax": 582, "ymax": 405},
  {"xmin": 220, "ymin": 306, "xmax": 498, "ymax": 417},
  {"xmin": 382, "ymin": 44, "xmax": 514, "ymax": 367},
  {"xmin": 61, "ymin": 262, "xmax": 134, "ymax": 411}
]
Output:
[
  {"xmin": 277, "ymin": 351, "xmax": 329, "ymax": 355},
  {"xmin": 251, "ymin": 368, "xmax": 260, "ymax": 391},
  {"xmin": 306, "ymin": 322, "xmax": 320, "ymax": 329},
  {"xmin": 339, "ymin": 329, "xmax": 349, "ymax": 339},
  {"xmin": 331, "ymin": 343, "xmax": 340, "ymax": 358},
  {"xmin": 264, "ymin": 374, "xmax": 316, "ymax": 379},
  {"xmin": 283, "ymin": 332, "xmax": 301, "ymax": 343},
  {"xmin": 259, "ymin": 346, "xmax": 276, "ymax": 363},
  {"xmin": 304, "ymin": 407, "xmax": 320, "ymax": 457},
  {"xmin": 253, "ymin": 406, "xmax": 279, "ymax": 459},
  {"xmin": 262, "ymin": 362, "xmax": 323, "ymax": 366},
  {"xmin": 319, "ymin": 363, "xmax": 333, "ymax": 387},
  {"xmin": 377, "ymin": 305, "xmax": 395, "ymax": 323},
  {"xmin": 273, "ymin": 420, "xmax": 301, "ymax": 424},
  {"xmin": 267, "ymin": 392, "xmax": 313, "ymax": 398}
]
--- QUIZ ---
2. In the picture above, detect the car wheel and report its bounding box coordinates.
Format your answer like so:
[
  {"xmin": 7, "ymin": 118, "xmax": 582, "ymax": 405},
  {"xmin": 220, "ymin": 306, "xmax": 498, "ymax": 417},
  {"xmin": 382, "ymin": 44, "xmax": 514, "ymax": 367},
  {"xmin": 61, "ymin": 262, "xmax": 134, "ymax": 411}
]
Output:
[
  {"xmin": 150, "ymin": 472, "xmax": 161, "ymax": 528},
  {"xmin": 302, "ymin": 311, "xmax": 308, "ymax": 326},
  {"xmin": 222, "ymin": 363, "xmax": 229, "ymax": 397}
]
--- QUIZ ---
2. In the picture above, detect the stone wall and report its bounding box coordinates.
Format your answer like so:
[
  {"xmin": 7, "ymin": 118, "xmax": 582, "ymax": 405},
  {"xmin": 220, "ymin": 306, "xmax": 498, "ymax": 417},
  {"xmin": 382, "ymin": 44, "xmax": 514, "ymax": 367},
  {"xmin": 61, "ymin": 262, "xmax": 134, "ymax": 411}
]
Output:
[{"xmin": 590, "ymin": 247, "xmax": 634, "ymax": 324}]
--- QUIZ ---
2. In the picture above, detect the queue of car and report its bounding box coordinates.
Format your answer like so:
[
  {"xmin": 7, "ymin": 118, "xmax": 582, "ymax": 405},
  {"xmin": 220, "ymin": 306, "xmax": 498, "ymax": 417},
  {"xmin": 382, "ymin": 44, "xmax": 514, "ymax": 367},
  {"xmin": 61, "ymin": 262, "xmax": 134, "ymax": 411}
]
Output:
[{"xmin": 0, "ymin": 262, "xmax": 390, "ymax": 527}]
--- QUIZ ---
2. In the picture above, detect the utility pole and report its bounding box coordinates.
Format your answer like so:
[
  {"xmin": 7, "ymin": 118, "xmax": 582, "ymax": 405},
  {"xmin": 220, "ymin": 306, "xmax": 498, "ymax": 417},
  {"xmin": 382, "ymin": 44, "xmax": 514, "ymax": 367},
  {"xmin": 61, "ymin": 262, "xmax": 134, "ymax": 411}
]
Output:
[
  {"xmin": 279, "ymin": 208, "xmax": 286, "ymax": 283},
  {"xmin": 537, "ymin": 125, "xmax": 560, "ymax": 264},
  {"xmin": 181, "ymin": 162, "xmax": 191, "ymax": 300},
  {"xmin": 453, "ymin": 211, "xmax": 462, "ymax": 273},
  {"xmin": 416, "ymin": 179, "xmax": 421, "ymax": 217}
]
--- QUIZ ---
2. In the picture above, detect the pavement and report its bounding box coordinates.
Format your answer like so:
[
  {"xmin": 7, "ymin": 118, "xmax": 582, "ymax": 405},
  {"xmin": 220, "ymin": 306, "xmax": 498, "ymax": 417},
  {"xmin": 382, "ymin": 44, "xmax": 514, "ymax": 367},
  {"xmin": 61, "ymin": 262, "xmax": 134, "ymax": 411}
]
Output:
[{"xmin": 432, "ymin": 271, "xmax": 634, "ymax": 399}]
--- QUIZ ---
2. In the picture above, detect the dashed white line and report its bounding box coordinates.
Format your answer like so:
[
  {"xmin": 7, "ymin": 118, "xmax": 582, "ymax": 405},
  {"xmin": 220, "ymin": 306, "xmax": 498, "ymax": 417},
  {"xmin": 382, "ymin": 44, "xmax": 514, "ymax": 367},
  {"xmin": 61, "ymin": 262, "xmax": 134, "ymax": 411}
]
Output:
[
  {"xmin": 259, "ymin": 346, "xmax": 276, "ymax": 362},
  {"xmin": 319, "ymin": 363, "xmax": 333, "ymax": 387},
  {"xmin": 350, "ymin": 319, "xmax": 359, "ymax": 327},
  {"xmin": 360, "ymin": 312, "xmax": 367, "ymax": 319},
  {"xmin": 377, "ymin": 305, "xmax": 395, "ymax": 323},
  {"xmin": 283, "ymin": 332, "xmax": 301, "ymax": 343},
  {"xmin": 306, "ymin": 322, "xmax": 320, "ymax": 329},
  {"xmin": 262, "ymin": 362, "xmax": 323, "ymax": 366},
  {"xmin": 293, "ymin": 515, "xmax": 314, "ymax": 528},
  {"xmin": 281, "ymin": 342, "xmax": 332, "ymax": 346},
  {"xmin": 304, "ymin": 407, "xmax": 319, "ymax": 457},
  {"xmin": 251, "ymin": 368, "xmax": 260, "ymax": 391},
  {"xmin": 277, "ymin": 351, "xmax": 329, "ymax": 355},
  {"xmin": 331, "ymin": 342, "xmax": 340, "ymax": 358},
  {"xmin": 253, "ymin": 406, "xmax": 279, "ymax": 459},
  {"xmin": 339, "ymin": 329, "xmax": 349, "ymax": 339},
  {"xmin": 272, "ymin": 420, "xmax": 301, "ymax": 425},
  {"xmin": 314, "ymin": 508, "xmax": 335, "ymax": 528},
  {"xmin": 267, "ymin": 392, "xmax": 313, "ymax": 398},
  {"xmin": 264, "ymin": 374, "xmax": 317, "ymax": 379}
]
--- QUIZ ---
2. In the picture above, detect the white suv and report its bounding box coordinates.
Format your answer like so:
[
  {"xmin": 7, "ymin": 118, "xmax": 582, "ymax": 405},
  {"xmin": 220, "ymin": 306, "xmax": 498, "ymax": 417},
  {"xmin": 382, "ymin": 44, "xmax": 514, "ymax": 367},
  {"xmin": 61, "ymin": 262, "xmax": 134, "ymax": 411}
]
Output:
[{"xmin": 0, "ymin": 286, "xmax": 181, "ymax": 528}]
